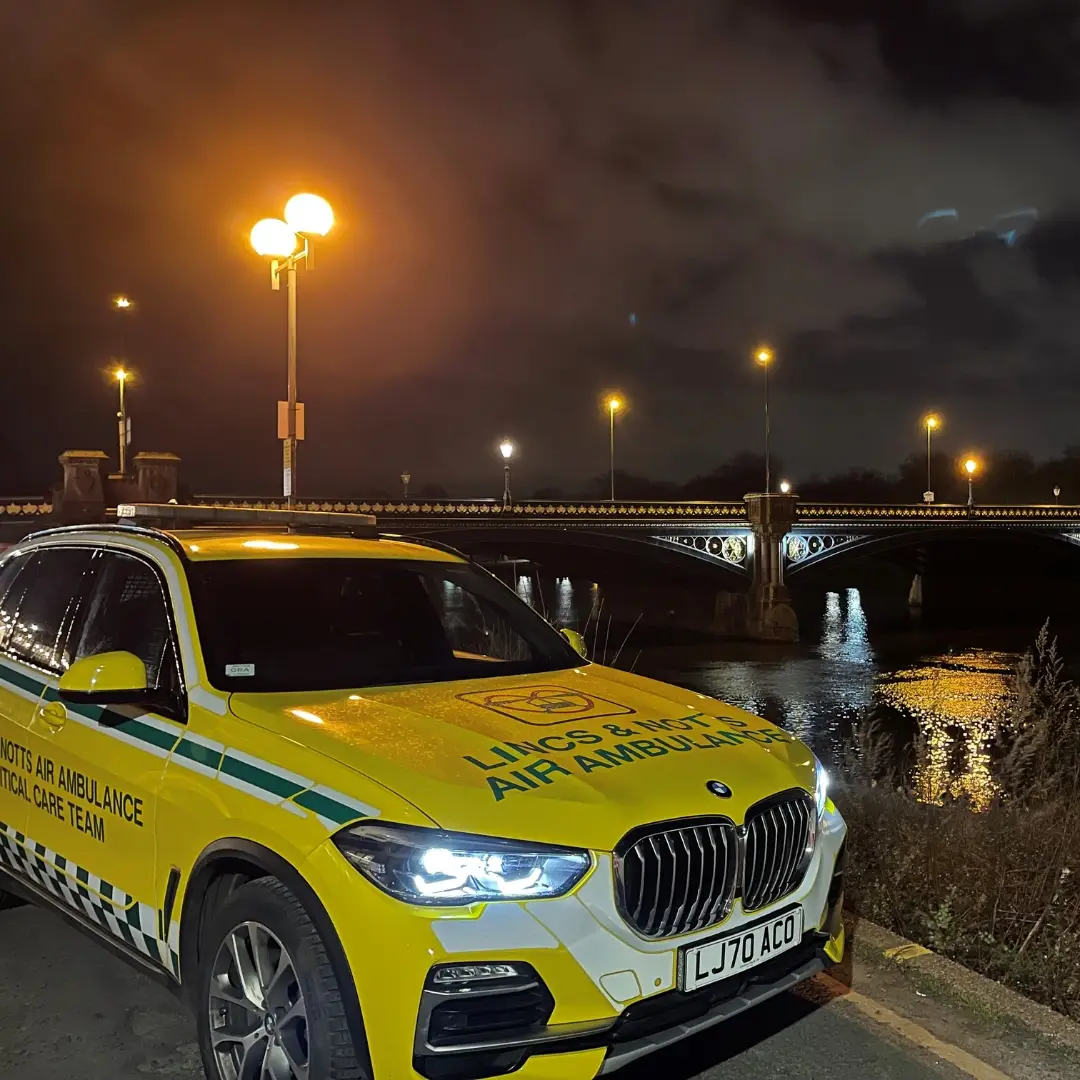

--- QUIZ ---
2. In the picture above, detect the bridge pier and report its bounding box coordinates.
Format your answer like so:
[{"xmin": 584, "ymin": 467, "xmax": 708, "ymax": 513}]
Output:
[{"xmin": 745, "ymin": 493, "xmax": 799, "ymax": 643}]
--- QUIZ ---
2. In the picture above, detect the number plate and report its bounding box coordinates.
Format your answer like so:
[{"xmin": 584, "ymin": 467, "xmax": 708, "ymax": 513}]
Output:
[{"xmin": 679, "ymin": 907, "xmax": 804, "ymax": 992}]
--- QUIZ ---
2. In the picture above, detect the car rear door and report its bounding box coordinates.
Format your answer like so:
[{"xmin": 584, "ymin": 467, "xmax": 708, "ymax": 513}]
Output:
[
  {"xmin": 0, "ymin": 546, "xmax": 95, "ymax": 888},
  {"xmin": 0, "ymin": 550, "xmax": 39, "ymax": 846}
]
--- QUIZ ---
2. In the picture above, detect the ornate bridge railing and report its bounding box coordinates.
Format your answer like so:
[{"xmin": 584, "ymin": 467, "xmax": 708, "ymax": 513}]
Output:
[
  {"xmin": 0, "ymin": 497, "xmax": 53, "ymax": 519},
  {"xmin": 193, "ymin": 496, "xmax": 749, "ymax": 520}
]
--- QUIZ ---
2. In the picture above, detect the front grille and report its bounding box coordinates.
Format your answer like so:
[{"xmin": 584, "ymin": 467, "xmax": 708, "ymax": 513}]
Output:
[
  {"xmin": 742, "ymin": 792, "xmax": 815, "ymax": 911},
  {"xmin": 616, "ymin": 820, "xmax": 738, "ymax": 939}
]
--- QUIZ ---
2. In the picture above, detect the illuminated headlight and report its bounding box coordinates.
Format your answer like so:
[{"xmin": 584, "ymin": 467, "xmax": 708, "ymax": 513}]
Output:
[
  {"xmin": 815, "ymin": 759, "xmax": 830, "ymax": 819},
  {"xmin": 334, "ymin": 822, "xmax": 591, "ymax": 905}
]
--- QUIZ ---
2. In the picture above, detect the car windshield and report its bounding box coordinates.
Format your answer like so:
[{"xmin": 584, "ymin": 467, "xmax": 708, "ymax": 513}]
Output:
[{"xmin": 186, "ymin": 557, "xmax": 580, "ymax": 693}]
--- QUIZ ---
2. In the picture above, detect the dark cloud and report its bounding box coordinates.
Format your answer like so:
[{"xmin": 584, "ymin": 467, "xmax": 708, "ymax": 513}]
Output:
[{"xmin": 3, "ymin": 0, "xmax": 1080, "ymax": 497}]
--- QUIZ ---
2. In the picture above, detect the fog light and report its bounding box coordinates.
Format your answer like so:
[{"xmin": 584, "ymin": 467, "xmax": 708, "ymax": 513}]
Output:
[{"xmin": 431, "ymin": 963, "xmax": 525, "ymax": 988}]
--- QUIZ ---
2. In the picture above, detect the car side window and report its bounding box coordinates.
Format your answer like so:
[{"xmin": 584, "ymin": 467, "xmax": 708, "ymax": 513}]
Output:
[
  {"xmin": 0, "ymin": 552, "xmax": 32, "ymax": 653},
  {"xmin": 73, "ymin": 552, "xmax": 182, "ymax": 700},
  {"xmin": 0, "ymin": 548, "xmax": 96, "ymax": 673}
]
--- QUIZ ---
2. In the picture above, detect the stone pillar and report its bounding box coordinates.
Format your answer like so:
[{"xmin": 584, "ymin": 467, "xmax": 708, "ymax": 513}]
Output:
[
  {"xmin": 134, "ymin": 452, "xmax": 181, "ymax": 504},
  {"xmin": 744, "ymin": 492, "xmax": 799, "ymax": 643},
  {"xmin": 56, "ymin": 450, "xmax": 108, "ymax": 523}
]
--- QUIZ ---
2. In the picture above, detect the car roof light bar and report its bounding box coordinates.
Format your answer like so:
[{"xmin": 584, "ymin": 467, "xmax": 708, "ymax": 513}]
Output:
[{"xmin": 114, "ymin": 503, "xmax": 378, "ymax": 537}]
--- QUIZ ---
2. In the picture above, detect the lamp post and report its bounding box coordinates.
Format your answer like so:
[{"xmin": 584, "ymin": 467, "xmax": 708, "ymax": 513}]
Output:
[
  {"xmin": 779, "ymin": 479, "xmax": 792, "ymax": 495},
  {"xmin": 1054, "ymin": 485, "xmax": 1061, "ymax": 504},
  {"xmin": 114, "ymin": 368, "xmax": 130, "ymax": 476},
  {"xmin": 401, "ymin": 471, "xmax": 411, "ymax": 499},
  {"xmin": 250, "ymin": 193, "xmax": 334, "ymax": 507},
  {"xmin": 754, "ymin": 346, "xmax": 774, "ymax": 493},
  {"xmin": 499, "ymin": 440, "xmax": 514, "ymax": 507},
  {"xmin": 923, "ymin": 414, "xmax": 940, "ymax": 502},
  {"xmin": 606, "ymin": 396, "xmax": 622, "ymax": 502},
  {"xmin": 963, "ymin": 457, "xmax": 980, "ymax": 509}
]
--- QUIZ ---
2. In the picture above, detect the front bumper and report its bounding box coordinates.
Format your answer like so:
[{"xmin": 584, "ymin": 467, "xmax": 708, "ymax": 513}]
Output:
[{"xmin": 311, "ymin": 805, "xmax": 846, "ymax": 1080}]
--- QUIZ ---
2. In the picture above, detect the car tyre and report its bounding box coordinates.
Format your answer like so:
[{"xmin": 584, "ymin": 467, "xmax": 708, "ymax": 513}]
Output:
[{"xmin": 196, "ymin": 875, "xmax": 371, "ymax": 1080}]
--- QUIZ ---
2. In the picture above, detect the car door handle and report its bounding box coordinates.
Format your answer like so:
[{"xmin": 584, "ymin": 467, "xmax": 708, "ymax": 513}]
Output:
[{"xmin": 40, "ymin": 701, "xmax": 67, "ymax": 729}]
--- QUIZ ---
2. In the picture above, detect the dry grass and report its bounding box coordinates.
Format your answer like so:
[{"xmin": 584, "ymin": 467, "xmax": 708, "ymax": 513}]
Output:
[{"xmin": 841, "ymin": 624, "xmax": 1080, "ymax": 1020}]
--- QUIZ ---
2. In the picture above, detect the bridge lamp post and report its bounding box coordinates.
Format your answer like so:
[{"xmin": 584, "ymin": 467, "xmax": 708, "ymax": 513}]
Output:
[
  {"xmin": 250, "ymin": 193, "xmax": 335, "ymax": 508},
  {"xmin": 923, "ymin": 414, "xmax": 940, "ymax": 502},
  {"xmin": 401, "ymin": 471, "xmax": 411, "ymax": 499},
  {"xmin": 963, "ymin": 457, "xmax": 980, "ymax": 508},
  {"xmin": 606, "ymin": 396, "xmax": 622, "ymax": 502},
  {"xmin": 499, "ymin": 440, "xmax": 514, "ymax": 508},
  {"xmin": 1054, "ymin": 485, "xmax": 1061, "ymax": 504},
  {"xmin": 754, "ymin": 346, "xmax": 774, "ymax": 493},
  {"xmin": 114, "ymin": 367, "xmax": 131, "ymax": 476},
  {"xmin": 779, "ymin": 480, "xmax": 792, "ymax": 495}
]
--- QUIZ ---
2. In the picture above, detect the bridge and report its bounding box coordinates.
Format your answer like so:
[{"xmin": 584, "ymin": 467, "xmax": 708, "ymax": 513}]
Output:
[
  {"xmin": 187, "ymin": 492, "xmax": 1080, "ymax": 642},
  {"xmin": 6, "ymin": 451, "xmax": 1080, "ymax": 643}
]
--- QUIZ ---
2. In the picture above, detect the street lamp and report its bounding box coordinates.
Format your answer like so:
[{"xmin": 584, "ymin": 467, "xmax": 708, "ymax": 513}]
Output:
[
  {"xmin": 112, "ymin": 295, "xmax": 132, "ymax": 310},
  {"xmin": 401, "ymin": 471, "xmax": 411, "ymax": 499},
  {"xmin": 499, "ymin": 440, "xmax": 514, "ymax": 507},
  {"xmin": 923, "ymin": 414, "xmax": 940, "ymax": 502},
  {"xmin": 962, "ymin": 456, "xmax": 980, "ymax": 508},
  {"xmin": 114, "ymin": 368, "xmax": 131, "ymax": 476},
  {"xmin": 1054, "ymin": 485, "xmax": 1061, "ymax": 504},
  {"xmin": 779, "ymin": 479, "xmax": 792, "ymax": 495},
  {"xmin": 606, "ymin": 395, "xmax": 622, "ymax": 502},
  {"xmin": 250, "ymin": 193, "xmax": 334, "ymax": 507},
  {"xmin": 754, "ymin": 345, "xmax": 774, "ymax": 493}
]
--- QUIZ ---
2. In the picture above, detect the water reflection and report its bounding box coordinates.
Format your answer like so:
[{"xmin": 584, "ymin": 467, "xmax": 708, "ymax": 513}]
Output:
[
  {"xmin": 820, "ymin": 589, "xmax": 873, "ymax": 665},
  {"xmin": 514, "ymin": 577, "xmax": 1023, "ymax": 806},
  {"xmin": 876, "ymin": 651, "xmax": 1013, "ymax": 810}
]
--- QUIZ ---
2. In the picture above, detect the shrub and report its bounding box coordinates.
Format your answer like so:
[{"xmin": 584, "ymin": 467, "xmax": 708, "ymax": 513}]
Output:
[{"xmin": 841, "ymin": 624, "xmax": 1080, "ymax": 1020}]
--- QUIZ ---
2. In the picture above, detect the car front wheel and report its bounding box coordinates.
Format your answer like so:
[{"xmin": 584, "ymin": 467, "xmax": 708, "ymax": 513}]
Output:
[{"xmin": 195, "ymin": 875, "xmax": 371, "ymax": 1080}]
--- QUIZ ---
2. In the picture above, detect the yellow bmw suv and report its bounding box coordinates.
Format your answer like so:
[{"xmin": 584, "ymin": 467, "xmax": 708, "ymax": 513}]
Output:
[{"xmin": 0, "ymin": 504, "xmax": 845, "ymax": 1080}]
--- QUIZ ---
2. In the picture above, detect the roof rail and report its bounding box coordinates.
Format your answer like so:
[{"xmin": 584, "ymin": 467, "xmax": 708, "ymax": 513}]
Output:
[
  {"xmin": 115, "ymin": 503, "xmax": 378, "ymax": 538},
  {"xmin": 377, "ymin": 532, "xmax": 471, "ymax": 561}
]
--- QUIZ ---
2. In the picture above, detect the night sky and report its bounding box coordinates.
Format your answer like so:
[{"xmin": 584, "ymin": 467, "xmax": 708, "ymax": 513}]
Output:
[{"xmin": 3, "ymin": 0, "xmax": 1079, "ymax": 498}]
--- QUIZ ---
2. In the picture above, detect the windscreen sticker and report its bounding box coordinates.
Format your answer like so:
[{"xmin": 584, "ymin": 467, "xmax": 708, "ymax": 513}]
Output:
[
  {"xmin": 225, "ymin": 664, "xmax": 256, "ymax": 678},
  {"xmin": 457, "ymin": 685, "xmax": 635, "ymax": 726},
  {"xmin": 460, "ymin": 712, "xmax": 798, "ymax": 802}
]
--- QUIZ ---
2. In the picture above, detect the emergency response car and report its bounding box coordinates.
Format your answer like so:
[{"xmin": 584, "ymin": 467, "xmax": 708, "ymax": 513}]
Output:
[{"xmin": 0, "ymin": 503, "xmax": 846, "ymax": 1080}]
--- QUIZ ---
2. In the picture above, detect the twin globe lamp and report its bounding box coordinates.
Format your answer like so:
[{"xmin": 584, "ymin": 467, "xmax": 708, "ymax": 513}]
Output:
[{"xmin": 251, "ymin": 194, "xmax": 335, "ymax": 259}]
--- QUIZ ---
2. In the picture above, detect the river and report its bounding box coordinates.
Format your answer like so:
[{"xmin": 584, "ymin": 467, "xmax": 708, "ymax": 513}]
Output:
[{"xmin": 518, "ymin": 576, "xmax": 1062, "ymax": 809}]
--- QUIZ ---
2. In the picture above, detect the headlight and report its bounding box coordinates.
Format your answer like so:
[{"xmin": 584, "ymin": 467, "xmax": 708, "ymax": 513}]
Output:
[
  {"xmin": 334, "ymin": 822, "xmax": 592, "ymax": 905},
  {"xmin": 815, "ymin": 759, "xmax": 830, "ymax": 819}
]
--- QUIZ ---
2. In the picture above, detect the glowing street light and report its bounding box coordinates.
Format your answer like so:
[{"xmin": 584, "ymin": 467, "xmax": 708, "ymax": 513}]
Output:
[
  {"xmin": 923, "ymin": 413, "xmax": 941, "ymax": 502},
  {"xmin": 606, "ymin": 395, "xmax": 623, "ymax": 502},
  {"xmin": 962, "ymin": 456, "xmax": 980, "ymax": 508},
  {"xmin": 754, "ymin": 345, "xmax": 775, "ymax": 493},
  {"xmin": 113, "ymin": 295, "xmax": 132, "ymax": 310},
  {"xmin": 250, "ymin": 193, "xmax": 334, "ymax": 507},
  {"xmin": 114, "ymin": 367, "xmax": 131, "ymax": 476},
  {"xmin": 499, "ymin": 440, "xmax": 515, "ymax": 507},
  {"xmin": 779, "ymin": 479, "xmax": 792, "ymax": 495}
]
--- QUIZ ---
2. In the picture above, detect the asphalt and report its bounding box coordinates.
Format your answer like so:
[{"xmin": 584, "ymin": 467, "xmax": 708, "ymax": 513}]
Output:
[{"xmin": 0, "ymin": 902, "xmax": 1076, "ymax": 1080}]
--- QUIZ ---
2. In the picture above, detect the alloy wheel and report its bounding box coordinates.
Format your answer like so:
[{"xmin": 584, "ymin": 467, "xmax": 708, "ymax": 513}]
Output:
[{"xmin": 208, "ymin": 920, "xmax": 309, "ymax": 1080}]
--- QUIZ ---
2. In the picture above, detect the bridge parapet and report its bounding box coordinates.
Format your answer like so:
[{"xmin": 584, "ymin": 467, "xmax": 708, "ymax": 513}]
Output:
[{"xmin": 193, "ymin": 496, "xmax": 749, "ymax": 520}]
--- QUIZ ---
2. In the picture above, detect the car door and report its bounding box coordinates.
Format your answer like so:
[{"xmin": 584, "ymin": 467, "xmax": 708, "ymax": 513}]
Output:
[
  {"xmin": 26, "ymin": 547, "xmax": 185, "ymax": 964},
  {"xmin": 0, "ymin": 550, "xmax": 39, "ymax": 845}
]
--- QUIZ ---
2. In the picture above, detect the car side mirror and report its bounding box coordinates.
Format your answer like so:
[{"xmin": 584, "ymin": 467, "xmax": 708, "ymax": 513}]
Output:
[
  {"xmin": 560, "ymin": 628, "xmax": 588, "ymax": 659},
  {"xmin": 58, "ymin": 651, "xmax": 149, "ymax": 706}
]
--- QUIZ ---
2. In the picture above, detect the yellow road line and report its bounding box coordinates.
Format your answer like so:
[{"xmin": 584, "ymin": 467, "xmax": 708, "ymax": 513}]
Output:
[{"xmin": 815, "ymin": 974, "xmax": 1013, "ymax": 1080}]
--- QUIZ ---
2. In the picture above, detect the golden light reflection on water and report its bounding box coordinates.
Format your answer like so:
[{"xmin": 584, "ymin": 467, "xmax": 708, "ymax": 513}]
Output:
[{"xmin": 875, "ymin": 650, "xmax": 1014, "ymax": 810}]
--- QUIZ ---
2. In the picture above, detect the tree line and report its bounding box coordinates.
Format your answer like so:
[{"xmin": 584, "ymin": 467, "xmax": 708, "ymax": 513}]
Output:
[{"xmin": 381, "ymin": 448, "xmax": 1080, "ymax": 505}]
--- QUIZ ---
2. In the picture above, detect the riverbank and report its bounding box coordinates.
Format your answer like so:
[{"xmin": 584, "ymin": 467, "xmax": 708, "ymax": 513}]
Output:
[
  {"xmin": 840, "ymin": 624, "xmax": 1080, "ymax": 1023},
  {"xmin": 842, "ymin": 788, "xmax": 1080, "ymax": 1022}
]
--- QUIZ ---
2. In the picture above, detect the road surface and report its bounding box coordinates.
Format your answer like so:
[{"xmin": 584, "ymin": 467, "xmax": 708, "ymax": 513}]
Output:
[{"xmin": 0, "ymin": 903, "xmax": 1074, "ymax": 1080}]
